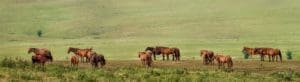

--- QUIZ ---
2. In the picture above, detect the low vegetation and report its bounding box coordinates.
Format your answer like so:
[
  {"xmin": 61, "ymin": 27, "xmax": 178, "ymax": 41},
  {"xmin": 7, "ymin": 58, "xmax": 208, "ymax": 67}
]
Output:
[{"xmin": 0, "ymin": 57, "xmax": 299, "ymax": 81}]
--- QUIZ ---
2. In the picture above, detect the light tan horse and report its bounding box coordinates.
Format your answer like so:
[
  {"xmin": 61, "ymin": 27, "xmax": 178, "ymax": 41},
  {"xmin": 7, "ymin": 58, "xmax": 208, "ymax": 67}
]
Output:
[
  {"xmin": 214, "ymin": 54, "xmax": 233, "ymax": 69},
  {"xmin": 71, "ymin": 55, "xmax": 79, "ymax": 67},
  {"xmin": 138, "ymin": 50, "xmax": 153, "ymax": 67}
]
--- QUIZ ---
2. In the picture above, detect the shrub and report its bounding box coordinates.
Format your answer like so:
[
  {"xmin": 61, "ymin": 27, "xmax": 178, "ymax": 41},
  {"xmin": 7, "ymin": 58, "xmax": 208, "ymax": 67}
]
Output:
[
  {"xmin": 286, "ymin": 50, "xmax": 293, "ymax": 60},
  {"xmin": 37, "ymin": 30, "xmax": 43, "ymax": 37},
  {"xmin": 242, "ymin": 51, "xmax": 249, "ymax": 59}
]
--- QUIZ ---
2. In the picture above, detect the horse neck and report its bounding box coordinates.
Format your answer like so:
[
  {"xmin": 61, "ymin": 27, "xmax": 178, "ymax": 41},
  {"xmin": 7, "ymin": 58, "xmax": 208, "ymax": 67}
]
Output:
[{"xmin": 68, "ymin": 48, "xmax": 78, "ymax": 54}]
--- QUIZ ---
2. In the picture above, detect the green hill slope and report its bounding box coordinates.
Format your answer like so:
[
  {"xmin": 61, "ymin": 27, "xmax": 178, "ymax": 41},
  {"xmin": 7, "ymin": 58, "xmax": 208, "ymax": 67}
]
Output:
[{"xmin": 0, "ymin": 0, "xmax": 300, "ymax": 60}]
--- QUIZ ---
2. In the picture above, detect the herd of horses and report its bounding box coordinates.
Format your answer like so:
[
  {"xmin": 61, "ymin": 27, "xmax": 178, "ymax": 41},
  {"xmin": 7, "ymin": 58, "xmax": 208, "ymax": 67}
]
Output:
[{"xmin": 27, "ymin": 46, "xmax": 283, "ymax": 69}]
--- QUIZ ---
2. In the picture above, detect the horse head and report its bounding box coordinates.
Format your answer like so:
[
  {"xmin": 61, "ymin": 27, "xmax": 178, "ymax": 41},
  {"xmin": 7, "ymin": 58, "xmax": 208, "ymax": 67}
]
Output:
[{"xmin": 28, "ymin": 48, "xmax": 36, "ymax": 54}]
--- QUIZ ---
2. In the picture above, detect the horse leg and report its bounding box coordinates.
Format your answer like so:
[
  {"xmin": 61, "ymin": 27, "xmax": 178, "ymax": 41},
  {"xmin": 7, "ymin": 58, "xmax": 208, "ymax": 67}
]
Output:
[
  {"xmin": 162, "ymin": 54, "xmax": 165, "ymax": 61},
  {"xmin": 172, "ymin": 54, "xmax": 175, "ymax": 61},
  {"xmin": 268, "ymin": 55, "xmax": 271, "ymax": 62},
  {"xmin": 153, "ymin": 54, "xmax": 156, "ymax": 60},
  {"xmin": 166, "ymin": 54, "xmax": 169, "ymax": 60}
]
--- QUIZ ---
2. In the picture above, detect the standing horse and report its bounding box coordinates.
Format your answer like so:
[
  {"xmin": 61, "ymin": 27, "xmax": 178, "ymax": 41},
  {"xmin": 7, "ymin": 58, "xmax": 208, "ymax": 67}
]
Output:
[
  {"xmin": 32, "ymin": 55, "xmax": 52, "ymax": 66},
  {"xmin": 71, "ymin": 55, "xmax": 79, "ymax": 67},
  {"xmin": 214, "ymin": 54, "xmax": 233, "ymax": 69},
  {"xmin": 254, "ymin": 47, "xmax": 268, "ymax": 61},
  {"xmin": 28, "ymin": 48, "xmax": 53, "ymax": 62},
  {"xmin": 154, "ymin": 46, "xmax": 176, "ymax": 61},
  {"xmin": 242, "ymin": 47, "xmax": 256, "ymax": 58},
  {"xmin": 67, "ymin": 47, "xmax": 92, "ymax": 62},
  {"xmin": 138, "ymin": 50, "xmax": 153, "ymax": 67},
  {"xmin": 90, "ymin": 52, "xmax": 106, "ymax": 68},
  {"xmin": 172, "ymin": 47, "xmax": 181, "ymax": 61},
  {"xmin": 200, "ymin": 50, "xmax": 214, "ymax": 65},
  {"xmin": 263, "ymin": 48, "xmax": 282, "ymax": 62}
]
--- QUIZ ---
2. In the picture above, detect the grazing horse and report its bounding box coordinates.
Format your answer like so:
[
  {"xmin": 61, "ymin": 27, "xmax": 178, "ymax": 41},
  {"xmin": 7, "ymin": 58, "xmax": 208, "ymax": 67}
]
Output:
[
  {"xmin": 138, "ymin": 50, "xmax": 153, "ymax": 67},
  {"xmin": 90, "ymin": 52, "xmax": 106, "ymax": 68},
  {"xmin": 32, "ymin": 55, "xmax": 51, "ymax": 66},
  {"xmin": 214, "ymin": 54, "xmax": 233, "ymax": 69},
  {"xmin": 172, "ymin": 47, "xmax": 181, "ymax": 61},
  {"xmin": 28, "ymin": 48, "xmax": 53, "ymax": 62},
  {"xmin": 242, "ymin": 47, "xmax": 256, "ymax": 58},
  {"xmin": 200, "ymin": 50, "xmax": 214, "ymax": 65},
  {"xmin": 71, "ymin": 55, "xmax": 79, "ymax": 67},
  {"xmin": 67, "ymin": 47, "xmax": 92, "ymax": 62}
]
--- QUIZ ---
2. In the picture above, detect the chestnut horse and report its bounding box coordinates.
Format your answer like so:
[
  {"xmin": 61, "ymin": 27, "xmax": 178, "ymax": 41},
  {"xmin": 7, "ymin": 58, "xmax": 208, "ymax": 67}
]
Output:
[
  {"xmin": 242, "ymin": 47, "xmax": 256, "ymax": 58},
  {"xmin": 154, "ymin": 46, "xmax": 176, "ymax": 61},
  {"xmin": 200, "ymin": 50, "xmax": 214, "ymax": 65},
  {"xmin": 263, "ymin": 48, "xmax": 282, "ymax": 62},
  {"xmin": 28, "ymin": 48, "xmax": 53, "ymax": 62},
  {"xmin": 71, "ymin": 55, "xmax": 79, "ymax": 67},
  {"xmin": 67, "ymin": 47, "xmax": 92, "ymax": 62},
  {"xmin": 214, "ymin": 54, "xmax": 233, "ymax": 69},
  {"xmin": 138, "ymin": 50, "xmax": 153, "ymax": 67},
  {"xmin": 90, "ymin": 52, "xmax": 106, "ymax": 68}
]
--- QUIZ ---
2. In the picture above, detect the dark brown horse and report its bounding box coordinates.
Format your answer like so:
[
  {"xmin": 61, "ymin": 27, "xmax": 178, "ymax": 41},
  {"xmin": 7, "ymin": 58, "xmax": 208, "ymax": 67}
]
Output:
[
  {"xmin": 138, "ymin": 50, "xmax": 153, "ymax": 67},
  {"xmin": 28, "ymin": 48, "xmax": 53, "ymax": 62},
  {"xmin": 172, "ymin": 47, "xmax": 181, "ymax": 61},
  {"xmin": 32, "ymin": 55, "xmax": 52, "ymax": 66},
  {"xmin": 90, "ymin": 52, "xmax": 106, "ymax": 68},
  {"xmin": 67, "ymin": 47, "xmax": 92, "ymax": 62},
  {"xmin": 214, "ymin": 54, "xmax": 233, "ymax": 69},
  {"xmin": 200, "ymin": 50, "xmax": 214, "ymax": 65}
]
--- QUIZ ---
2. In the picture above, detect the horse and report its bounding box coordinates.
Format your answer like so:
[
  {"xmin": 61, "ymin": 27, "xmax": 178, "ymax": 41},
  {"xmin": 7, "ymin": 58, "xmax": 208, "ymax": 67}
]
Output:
[
  {"xmin": 145, "ymin": 46, "xmax": 159, "ymax": 60},
  {"xmin": 28, "ymin": 48, "xmax": 53, "ymax": 62},
  {"xmin": 213, "ymin": 54, "xmax": 233, "ymax": 69},
  {"xmin": 242, "ymin": 47, "xmax": 256, "ymax": 58},
  {"xmin": 90, "ymin": 52, "xmax": 106, "ymax": 68},
  {"xmin": 154, "ymin": 46, "xmax": 176, "ymax": 61},
  {"xmin": 138, "ymin": 50, "xmax": 153, "ymax": 67},
  {"xmin": 67, "ymin": 47, "xmax": 92, "ymax": 62},
  {"xmin": 200, "ymin": 50, "xmax": 214, "ymax": 65},
  {"xmin": 71, "ymin": 55, "xmax": 79, "ymax": 67},
  {"xmin": 263, "ymin": 48, "xmax": 282, "ymax": 62},
  {"xmin": 172, "ymin": 47, "xmax": 181, "ymax": 61},
  {"xmin": 254, "ymin": 47, "xmax": 268, "ymax": 61},
  {"xmin": 32, "ymin": 55, "xmax": 52, "ymax": 66}
]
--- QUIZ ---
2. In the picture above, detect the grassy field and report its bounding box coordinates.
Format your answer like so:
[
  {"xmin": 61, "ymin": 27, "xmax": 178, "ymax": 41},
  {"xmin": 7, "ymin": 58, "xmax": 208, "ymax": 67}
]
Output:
[
  {"xmin": 0, "ymin": 57, "xmax": 300, "ymax": 81},
  {"xmin": 1, "ymin": 0, "xmax": 300, "ymax": 81}
]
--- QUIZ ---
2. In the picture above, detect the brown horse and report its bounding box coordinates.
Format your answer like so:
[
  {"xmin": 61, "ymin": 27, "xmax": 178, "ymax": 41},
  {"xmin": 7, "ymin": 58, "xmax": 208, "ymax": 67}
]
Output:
[
  {"xmin": 28, "ymin": 48, "xmax": 53, "ymax": 62},
  {"xmin": 154, "ymin": 46, "xmax": 176, "ymax": 61},
  {"xmin": 242, "ymin": 47, "xmax": 256, "ymax": 58},
  {"xmin": 254, "ymin": 47, "xmax": 282, "ymax": 62},
  {"xmin": 71, "ymin": 55, "xmax": 79, "ymax": 67},
  {"xmin": 32, "ymin": 55, "xmax": 51, "ymax": 66},
  {"xmin": 138, "ymin": 50, "xmax": 153, "ymax": 67},
  {"xmin": 172, "ymin": 47, "xmax": 181, "ymax": 61},
  {"xmin": 90, "ymin": 52, "xmax": 106, "ymax": 68},
  {"xmin": 200, "ymin": 50, "xmax": 214, "ymax": 65},
  {"xmin": 67, "ymin": 47, "xmax": 92, "ymax": 62},
  {"xmin": 214, "ymin": 54, "xmax": 233, "ymax": 69},
  {"xmin": 263, "ymin": 48, "xmax": 282, "ymax": 62}
]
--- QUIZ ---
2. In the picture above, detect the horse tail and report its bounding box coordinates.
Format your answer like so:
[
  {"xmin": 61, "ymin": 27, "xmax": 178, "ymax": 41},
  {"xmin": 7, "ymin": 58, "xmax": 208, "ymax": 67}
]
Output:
[
  {"xmin": 48, "ymin": 51, "xmax": 53, "ymax": 62},
  {"xmin": 228, "ymin": 56, "xmax": 233, "ymax": 68},
  {"xmin": 278, "ymin": 49, "xmax": 282, "ymax": 62},
  {"xmin": 101, "ymin": 55, "xmax": 106, "ymax": 66}
]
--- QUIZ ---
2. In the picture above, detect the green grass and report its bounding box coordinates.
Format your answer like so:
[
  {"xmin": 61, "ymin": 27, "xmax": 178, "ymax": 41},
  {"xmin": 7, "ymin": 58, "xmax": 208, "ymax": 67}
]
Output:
[{"xmin": 1, "ymin": 0, "xmax": 300, "ymax": 60}]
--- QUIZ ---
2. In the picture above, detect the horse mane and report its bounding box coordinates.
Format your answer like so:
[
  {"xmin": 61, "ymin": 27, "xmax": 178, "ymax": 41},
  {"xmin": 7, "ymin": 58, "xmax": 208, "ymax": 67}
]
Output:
[{"xmin": 68, "ymin": 47, "xmax": 79, "ymax": 54}]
